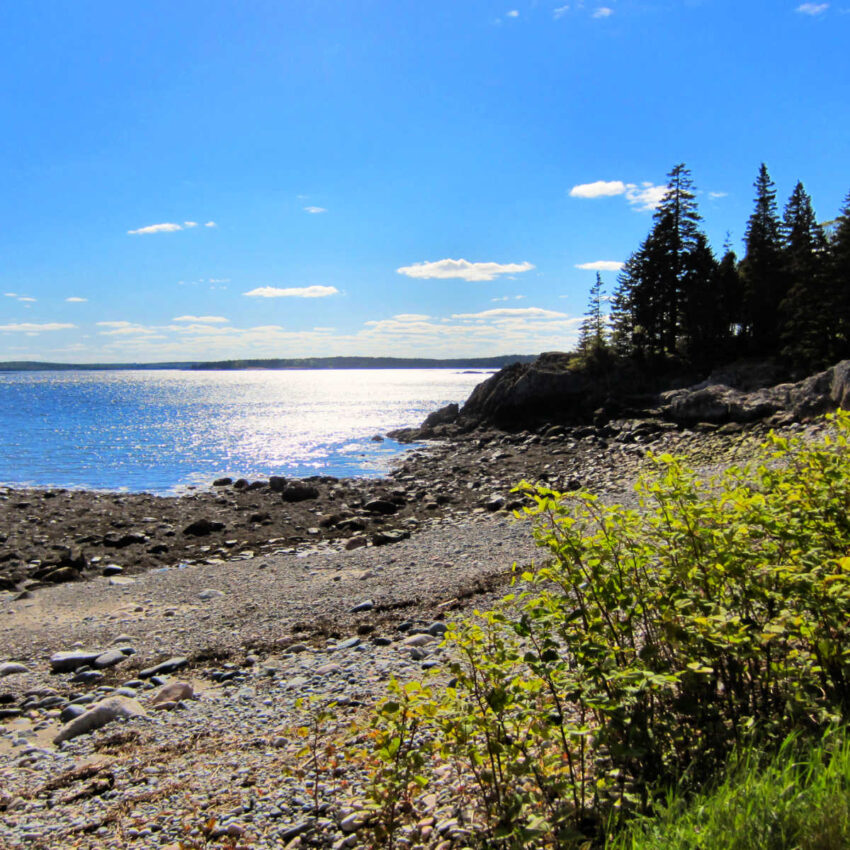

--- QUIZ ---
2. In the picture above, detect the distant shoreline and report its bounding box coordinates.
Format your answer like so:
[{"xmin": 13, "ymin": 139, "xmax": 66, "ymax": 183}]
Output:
[{"xmin": 0, "ymin": 354, "xmax": 536, "ymax": 373}]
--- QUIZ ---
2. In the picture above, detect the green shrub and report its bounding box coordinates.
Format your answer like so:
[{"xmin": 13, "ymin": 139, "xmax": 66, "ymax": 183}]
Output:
[{"xmin": 356, "ymin": 411, "xmax": 850, "ymax": 848}]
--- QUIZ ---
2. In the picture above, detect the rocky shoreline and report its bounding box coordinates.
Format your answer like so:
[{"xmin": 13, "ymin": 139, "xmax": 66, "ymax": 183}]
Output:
[{"xmin": 1, "ymin": 407, "xmax": 823, "ymax": 848}]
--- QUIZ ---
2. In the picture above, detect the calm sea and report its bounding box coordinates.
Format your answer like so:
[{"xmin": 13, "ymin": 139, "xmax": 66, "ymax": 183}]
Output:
[{"xmin": 0, "ymin": 369, "xmax": 487, "ymax": 494}]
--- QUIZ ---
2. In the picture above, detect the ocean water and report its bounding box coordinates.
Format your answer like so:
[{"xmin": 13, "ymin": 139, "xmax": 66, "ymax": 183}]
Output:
[{"xmin": 0, "ymin": 369, "xmax": 488, "ymax": 494}]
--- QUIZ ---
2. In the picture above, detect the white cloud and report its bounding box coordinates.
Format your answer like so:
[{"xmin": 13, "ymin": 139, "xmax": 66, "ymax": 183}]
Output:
[
  {"xmin": 396, "ymin": 258, "xmax": 535, "ymax": 282},
  {"xmin": 625, "ymin": 183, "xmax": 667, "ymax": 211},
  {"xmin": 451, "ymin": 307, "xmax": 567, "ymax": 320},
  {"xmin": 184, "ymin": 221, "xmax": 198, "ymax": 228},
  {"xmin": 569, "ymin": 179, "xmax": 667, "ymax": 211},
  {"xmin": 304, "ymin": 206, "xmax": 327, "ymax": 214},
  {"xmin": 65, "ymin": 297, "xmax": 88, "ymax": 303},
  {"xmin": 204, "ymin": 221, "xmax": 217, "ymax": 228},
  {"xmin": 575, "ymin": 260, "xmax": 624, "ymax": 271},
  {"xmin": 709, "ymin": 191, "xmax": 728, "ymax": 199},
  {"xmin": 17, "ymin": 296, "xmax": 37, "ymax": 302},
  {"xmin": 4, "ymin": 292, "xmax": 17, "ymax": 298},
  {"xmin": 127, "ymin": 222, "xmax": 183, "ymax": 235},
  {"xmin": 553, "ymin": 5, "xmax": 570, "ymax": 18},
  {"xmin": 569, "ymin": 180, "xmax": 628, "ymax": 198},
  {"xmin": 796, "ymin": 3, "xmax": 828, "ymax": 14},
  {"xmin": 0, "ymin": 322, "xmax": 75, "ymax": 332},
  {"xmin": 507, "ymin": 9, "xmax": 519, "ymax": 17},
  {"xmin": 97, "ymin": 321, "xmax": 133, "ymax": 328},
  {"xmin": 392, "ymin": 313, "xmax": 432, "ymax": 322},
  {"xmin": 593, "ymin": 6, "xmax": 613, "ymax": 17},
  {"xmin": 172, "ymin": 315, "xmax": 230, "ymax": 323},
  {"xmin": 208, "ymin": 278, "xmax": 230, "ymax": 283},
  {"xmin": 243, "ymin": 285, "xmax": 340, "ymax": 298}
]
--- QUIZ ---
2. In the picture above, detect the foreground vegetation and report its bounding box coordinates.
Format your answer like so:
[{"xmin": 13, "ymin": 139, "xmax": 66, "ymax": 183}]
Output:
[
  {"xmin": 350, "ymin": 411, "xmax": 850, "ymax": 847},
  {"xmin": 612, "ymin": 727, "xmax": 850, "ymax": 850}
]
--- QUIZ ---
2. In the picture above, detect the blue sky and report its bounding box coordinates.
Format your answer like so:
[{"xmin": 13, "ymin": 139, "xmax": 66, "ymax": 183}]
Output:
[{"xmin": 1, "ymin": 0, "xmax": 847, "ymax": 362}]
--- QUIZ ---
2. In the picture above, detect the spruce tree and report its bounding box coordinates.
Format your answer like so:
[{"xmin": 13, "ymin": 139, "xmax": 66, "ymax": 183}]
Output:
[
  {"xmin": 740, "ymin": 164, "xmax": 785, "ymax": 353},
  {"xmin": 577, "ymin": 272, "xmax": 608, "ymax": 364},
  {"xmin": 829, "ymin": 192, "xmax": 850, "ymax": 357},
  {"xmin": 614, "ymin": 163, "xmax": 706, "ymax": 362},
  {"xmin": 679, "ymin": 233, "xmax": 721, "ymax": 368},
  {"xmin": 779, "ymin": 181, "xmax": 831, "ymax": 369}
]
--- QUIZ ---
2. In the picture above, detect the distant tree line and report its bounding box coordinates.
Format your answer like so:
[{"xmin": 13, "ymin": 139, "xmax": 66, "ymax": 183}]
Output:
[{"xmin": 576, "ymin": 163, "xmax": 850, "ymax": 375}]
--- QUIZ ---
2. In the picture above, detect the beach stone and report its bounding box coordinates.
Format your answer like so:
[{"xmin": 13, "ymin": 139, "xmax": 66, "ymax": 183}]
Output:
[
  {"xmin": 60, "ymin": 704, "xmax": 88, "ymax": 723},
  {"xmin": 151, "ymin": 681, "xmax": 194, "ymax": 705},
  {"xmin": 428, "ymin": 622, "xmax": 448, "ymax": 637},
  {"xmin": 402, "ymin": 634, "xmax": 434, "ymax": 647},
  {"xmin": 280, "ymin": 483, "xmax": 319, "ymax": 502},
  {"xmin": 138, "ymin": 656, "xmax": 188, "ymax": 679},
  {"xmin": 102, "ymin": 564, "xmax": 124, "ymax": 576},
  {"xmin": 184, "ymin": 518, "xmax": 226, "ymax": 536},
  {"xmin": 268, "ymin": 476, "xmax": 288, "ymax": 492},
  {"xmin": 350, "ymin": 599, "xmax": 374, "ymax": 613},
  {"xmin": 43, "ymin": 567, "xmax": 81, "ymax": 583},
  {"xmin": 109, "ymin": 576, "xmax": 135, "ymax": 586},
  {"xmin": 332, "ymin": 637, "xmax": 361, "ymax": 651},
  {"xmin": 0, "ymin": 662, "xmax": 28, "ymax": 677},
  {"xmin": 364, "ymin": 499, "xmax": 397, "ymax": 515},
  {"xmin": 50, "ymin": 650, "xmax": 103, "ymax": 673},
  {"xmin": 345, "ymin": 536, "xmax": 367, "ymax": 551},
  {"xmin": 94, "ymin": 649, "xmax": 129, "ymax": 669},
  {"xmin": 198, "ymin": 588, "xmax": 225, "ymax": 600},
  {"xmin": 213, "ymin": 477, "xmax": 233, "ymax": 487},
  {"xmin": 371, "ymin": 530, "xmax": 410, "ymax": 546},
  {"xmin": 53, "ymin": 696, "xmax": 147, "ymax": 744}
]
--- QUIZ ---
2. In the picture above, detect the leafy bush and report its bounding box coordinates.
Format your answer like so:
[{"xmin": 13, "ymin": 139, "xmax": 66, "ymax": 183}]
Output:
[{"xmin": 356, "ymin": 411, "xmax": 850, "ymax": 848}]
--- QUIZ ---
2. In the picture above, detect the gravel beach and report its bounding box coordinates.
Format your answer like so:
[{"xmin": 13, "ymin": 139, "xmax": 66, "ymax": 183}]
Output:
[{"xmin": 0, "ymin": 418, "xmax": 805, "ymax": 849}]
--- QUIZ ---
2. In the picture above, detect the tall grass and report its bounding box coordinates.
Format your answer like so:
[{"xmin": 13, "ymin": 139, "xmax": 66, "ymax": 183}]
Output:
[{"xmin": 613, "ymin": 727, "xmax": 850, "ymax": 850}]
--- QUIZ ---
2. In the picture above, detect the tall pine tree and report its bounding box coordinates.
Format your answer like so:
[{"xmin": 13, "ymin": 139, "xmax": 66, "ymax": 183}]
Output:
[
  {"xmin": 829, "ymin": 192, "xmax": 850, "ymax": 358},
  {"xmin": 577, "ymin": 272, "xmax": 608, "ymax": 363},
  {"xmin": 779, "ymin": 181, "xmax": 831, "ymax": 369},
  {"xmin": 612, "ymin": 163, "xmax": 707, "ymax": 362},
  {"xmin": 740, "ymin": 164, "xmax": 785, "ymax": 354}
]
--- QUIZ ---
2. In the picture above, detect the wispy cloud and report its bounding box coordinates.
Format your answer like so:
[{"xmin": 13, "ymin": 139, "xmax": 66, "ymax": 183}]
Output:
[
  {"xmin": 451, "ymin": 307, "xmax": 567, "ymax": 320},
  {"xmin": 575, "ymin": 260, "xmax": 624, "ymax": 271},
  {"xmin": 0, "ymin": 322, "xmax": 75, "ymax": 332},
  {"xmin": 796, "ymin": 3, "xmax": 828, "ymax": 14},
  {"xmin": 172, "ymin": 315, "xmax": 229, "ymax": 323},
  {"xmin": 303, "ymin": 206, "xmax": 327, "ymax": 214},
  {"xmin": 127, "ymin": 222, "xmax": 183, "ymax": 235},
  {"xmin": 570, "ymin": 179, "xmax": 667, "ymax": 211},
  {"xmin": 397, "ymin": 258, "xmax": 535, "ymax": 282},
  {"xmin": 506, "ymin": 9, "xmax": 519, "ymax": 17},
  {"xmin": 204, "ymin": 221, "xmax": 217, "ymax": 228},
  {"xmin": 184, "ymin": 221, "xmax": 198, "ymax": 228},
  {"xmin": 17, "ymin": 296, "xmax": 37, "ymax": 303},
  {"xmin": 65, "ymin": 297, "xmax": 88, "ymax": 303},
  {"xmin": 593, "ymin": 6, "xmax": 613, "ymax": 17},
  {"xmin": 97, "ymin": 321, "xmax": 134, "ymax": 328},
  {"xmin": 709, "ymin": 191, "xmax": 728, "ymax": 200},
  {"xmin": 4, "ymin": 292, "xmax": 17, "ymax": 298},
  {"xmin": 243, "ymin": 285, "xmax": 340, "ymax": 298},
  {"xmin": 553, "ymin": 4, "xmax": 570, "ymax": 18}
]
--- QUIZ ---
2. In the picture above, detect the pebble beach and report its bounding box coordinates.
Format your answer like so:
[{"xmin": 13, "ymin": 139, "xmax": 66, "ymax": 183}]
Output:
[{"xmin": 0, "ymin": 418, "xmax": 805, "ymax": 849}]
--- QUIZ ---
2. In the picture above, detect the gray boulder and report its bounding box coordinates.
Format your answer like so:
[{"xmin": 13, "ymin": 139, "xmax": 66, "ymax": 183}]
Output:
[{"xmin": 53, "ymin": 696, "xmax": 146, "ymax": 744}]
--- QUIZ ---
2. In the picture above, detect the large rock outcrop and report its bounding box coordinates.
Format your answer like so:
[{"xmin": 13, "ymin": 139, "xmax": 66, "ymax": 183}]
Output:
[{"xmin": 659, "ymin": 359, "xmax": 850, "ymax": 424}]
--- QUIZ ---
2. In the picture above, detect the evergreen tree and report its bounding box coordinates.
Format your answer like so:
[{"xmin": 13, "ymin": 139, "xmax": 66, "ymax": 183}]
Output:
[
  {"xmin": 577, "ymin": 272, "xmax": 608, "ymax": 359},
  {"xmin": 779, "ymin": 181, "xmax": 831, "ymax": 369},
  {"xmin": 740, "ymin": 164, "xmax": 785, "ymax": 353},
  {"xmin": 829, "ymin": 192, "xmax": 850, "ymax": 357},
  {"xmin": 613, "ymin": 163, "xmax": 707, "ymax": 362},
  {"xmin": 680, "ymin": 233, "xmax": 721, "ymax": 367}
]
